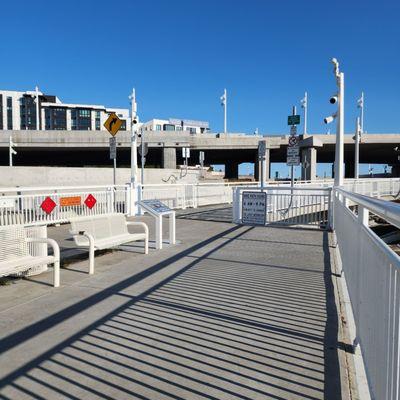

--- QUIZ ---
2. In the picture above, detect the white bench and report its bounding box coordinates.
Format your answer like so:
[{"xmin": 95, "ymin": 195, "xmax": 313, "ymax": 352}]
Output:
[
  {"xmin": 0, "ymin": 225, "xmax": 60, "ymax": 287},
  {"xmin": 70, "ymin": 213, "xmax": 149, "ymax": 274}
]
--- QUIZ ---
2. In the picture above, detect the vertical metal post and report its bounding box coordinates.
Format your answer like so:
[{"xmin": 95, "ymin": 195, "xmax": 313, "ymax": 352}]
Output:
[
  {"xmin": 35, "ymin": 86, "xmax": 40, "ymax": 130},
  {"xmin": 9, "ymin": 136, "xmax": 12, "ymax": 167},
  {"xmin": 355, "ymin": 116, "xmax": 360, "ymax": 180},
  {"xmin": 224, "ymin": 88, "xmax": 227, "ymax": 133},
  {"xmin": 291, "ymin": 106, "xmax": 296, "ymax": 188},
  {"xmin": 113, "ymin": 157, "xmax": 116, "ymax": 186},
  {"xmin": 130, "ymin": 88, "xmax": 138, "ymax": 186},
  {"xmin": 333, "ymin": 59, "xmax": 344, "ymax": 187},
  {"xmin": 141, "ymin": 127, "xmax": 145, "ymax": 185},
  {"xmin": 302, "ymin": 92, "xmax": 308, "ymax": 135},
  {"xmin": 359, "ymin": 91, "xmax": 364, "ymax": 133}
]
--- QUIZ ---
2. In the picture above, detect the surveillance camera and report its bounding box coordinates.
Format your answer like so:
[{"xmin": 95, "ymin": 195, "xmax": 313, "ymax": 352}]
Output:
[
  {"xmin": 324, "ymin": 114, "xmax": 337, "ymax": 124},
  {"xmin": 132, "ymin": 118, "xmax": 138, "ymax": 124},
  {"xmin": 329, "ymin": 95, "xmax": 338, "ymax": 104}
]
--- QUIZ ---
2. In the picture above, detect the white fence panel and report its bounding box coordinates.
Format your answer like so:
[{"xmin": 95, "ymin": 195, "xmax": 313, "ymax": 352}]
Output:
[{"xmin": 334, "ymin": 189, "xmax": 400, "ymax": 400}]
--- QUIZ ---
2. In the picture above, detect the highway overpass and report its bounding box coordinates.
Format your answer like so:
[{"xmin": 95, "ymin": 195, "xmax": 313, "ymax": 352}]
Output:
[{"xmin": 1, "ymin": 130, "xmax": 400, "ymax": 179}]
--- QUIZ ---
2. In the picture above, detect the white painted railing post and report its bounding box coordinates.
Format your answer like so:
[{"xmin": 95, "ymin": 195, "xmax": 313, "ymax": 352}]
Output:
[{"xmin": 358, "ymin": 204, "xmax": 369, "ymax": 226}]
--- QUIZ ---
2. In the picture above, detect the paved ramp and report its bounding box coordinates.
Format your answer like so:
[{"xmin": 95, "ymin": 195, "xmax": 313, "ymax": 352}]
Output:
[{"xmin": 0, "ymin": 211, "xmax": 348, "ymax": 399}]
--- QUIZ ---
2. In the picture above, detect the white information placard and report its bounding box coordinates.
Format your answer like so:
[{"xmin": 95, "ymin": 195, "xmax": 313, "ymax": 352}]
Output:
[{"xmin": 242, "ymin": 191, "xmax": 267, "ymax": 225}]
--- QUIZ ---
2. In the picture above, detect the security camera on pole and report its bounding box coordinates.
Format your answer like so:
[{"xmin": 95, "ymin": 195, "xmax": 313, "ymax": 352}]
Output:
[{"xmin": 324, "ymin": 58, "xmax": 344, "ymax": 186}]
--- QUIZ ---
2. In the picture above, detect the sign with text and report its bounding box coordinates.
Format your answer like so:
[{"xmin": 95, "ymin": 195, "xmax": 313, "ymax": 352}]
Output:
[
  {"xmin": 60, "ymin": 196, "xmax": 81, "ymax": 207},
  {"xmin": 140, "ymin": 199, "xmax": 172, "ymax": 215},
  {"xmin": 287, "ymin": 115, "xmax": 300, "ymax": 125},
  {"xmin": 109, "ymin": 137, "xmax": 116, "ymax": 159},
  {"xmin": 241, "ymin": 191, "xmax": 267, "ymax": 226}
]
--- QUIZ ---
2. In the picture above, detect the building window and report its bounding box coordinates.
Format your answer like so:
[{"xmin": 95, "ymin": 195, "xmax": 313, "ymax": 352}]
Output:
[
  {"xmin": 7, "ymin": 97, "xmax": 13, "ymax": 130},
  {"xmin": 72, "ymin": 108, "xmax": 92, "ymax": 130},
  {"xmin": 176, "ymin": 126, "xmax": 182, "ymax": 131},
  {"xmin": 156, "ymin": 124, "xmax": 162, "ymax": 131},
  {"xmin": 45, "ymin": 107, "xmax": 67, "ymax": 130},
  {"xmin": 20, "ymin": 95, "xmax": 37, "ymax": 130},
  {"xmin": 186, "ymin": 127, "xmax": 196, "ymax": 134},
  {"xmin": 163, "ymin": 124, "xmax": 175, "ymax": 131},
  {"xmin": 120, "ymin": 120, "xmax": 126, "ymax": 130},
  {"xmin": 95, "ymin": 110, "xmax": 101, "ymax": 130}
]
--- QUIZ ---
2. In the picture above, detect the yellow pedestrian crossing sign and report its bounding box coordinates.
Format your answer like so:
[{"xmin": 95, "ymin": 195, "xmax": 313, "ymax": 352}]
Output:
[{"xmin": 104, "ymin": 112, "xmax": 122, "ymax": 136}]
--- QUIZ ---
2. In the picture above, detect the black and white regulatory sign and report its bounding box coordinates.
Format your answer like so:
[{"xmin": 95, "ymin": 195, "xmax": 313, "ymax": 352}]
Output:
[{"xmin": 241, "ymin": 191, "xmax": 267, "ymax": 225}]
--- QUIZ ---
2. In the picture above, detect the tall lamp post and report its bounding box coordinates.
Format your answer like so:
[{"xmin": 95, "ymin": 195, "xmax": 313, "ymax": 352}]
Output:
[
  {"xmin": 300, "ymin": 92, "xmax": 308, "ymax": 135},
  {"xmin": 129, "ymin": 88, "xmax": 138, "ymax": 186},
  {"xmin": 324, "ymin": 58, "xmax": 344, "ymax": 186},
  {"xmin": 220, "ymin": 89, "xmax": 227, "ymax": 133},
  {"xmin": 357, "ymin": 92, "xmax": 364, "ymax": 133}
]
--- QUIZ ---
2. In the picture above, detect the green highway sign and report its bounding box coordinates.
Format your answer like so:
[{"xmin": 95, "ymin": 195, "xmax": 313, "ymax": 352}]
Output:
[{"xmin": 288, "ymin": 115, "xmax": 301, "ymax": 125}]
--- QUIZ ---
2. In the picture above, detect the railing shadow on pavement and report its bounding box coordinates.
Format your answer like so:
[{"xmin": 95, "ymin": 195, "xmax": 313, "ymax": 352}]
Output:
[{"xmin": 0, "ymin": 224, "xmax": 344, "ymax": 399}]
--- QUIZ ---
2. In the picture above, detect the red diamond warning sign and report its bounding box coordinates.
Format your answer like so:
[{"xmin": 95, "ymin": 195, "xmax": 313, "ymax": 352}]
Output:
[
  {"xmin": 84, "ymin": 194, "xmax": 97, "ymax": 209},
  {"xmin": 41, "ymin": 197, "xmax": 56, "ymax": 214}
]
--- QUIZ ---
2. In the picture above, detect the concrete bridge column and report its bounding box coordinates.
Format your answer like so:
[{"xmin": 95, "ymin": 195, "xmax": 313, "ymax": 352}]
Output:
[
  {"xmin": 162, "ymin": 147, "xmax": 176, "ymax": 169},
  {"xmin": 225, "ymin": 161, "xmax": 239, "ymax": 180},
  {"xmin": 301, "ymin": 147, "xmax": 317, "ymax": 181}
]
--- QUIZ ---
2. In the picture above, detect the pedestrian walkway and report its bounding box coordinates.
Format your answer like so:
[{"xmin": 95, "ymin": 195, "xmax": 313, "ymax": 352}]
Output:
[{"xmin": 0, "ymin": 207, "xmax": 350, "ymax": 399}]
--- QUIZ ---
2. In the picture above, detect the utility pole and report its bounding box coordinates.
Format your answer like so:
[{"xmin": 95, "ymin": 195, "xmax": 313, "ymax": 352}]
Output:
[
  {"xmin": 301, "ymin": 92, "xmax": 308, "ymax": 135},
  {"xmin": 220, "ymin": 89, "xmax": 227, "ymax": 133},
  {"xmin": 35, "ymin": 86, "xmax": 40, "ymax": 130},
  {"xmin": 9, "ymin": 136, "xmax": 17, "ymax": 166},
  {"xmin": 357, "ymin": 92, "xmax": 364, "ymax": 133},
  {"xmin": 140, "ymin": 127, "xmax": 145, "ymax": 185},
  {"xmin": 354, "ymin": 117, "xmax": 361, "ymax": 179},
  {"xmin": 332, "ymin": 58, "xmax": 344, "ymax": 187},
  {"xmin": 129, "ymin": 88, "xmax": 138, "ymax": 186}
]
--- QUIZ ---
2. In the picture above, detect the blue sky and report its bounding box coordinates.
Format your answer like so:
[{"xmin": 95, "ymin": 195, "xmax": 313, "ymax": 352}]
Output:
[{"xmin": 1, "ymin": 0, "xmax": 399, "ymax": 177}]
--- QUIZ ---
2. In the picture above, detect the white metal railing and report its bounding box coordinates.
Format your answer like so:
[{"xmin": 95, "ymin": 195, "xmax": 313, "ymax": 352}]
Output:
[
  {"xmin": 0, "ymin": 185, "xmax": 130, "ymax": 226},
  {"xmin": 140, "ymin": 178, "xmax": 400, "ymax": 212},
  {"xmin": 1, "ymin": 178, "xmax": 399, "ymax": 226},
  {"xmin": 232, "ymin": 185, "xmax": 331, "ymax": 228},
  {"xmin": 333, "ymin": 188, "xmax": 400, "ymax": 400}
]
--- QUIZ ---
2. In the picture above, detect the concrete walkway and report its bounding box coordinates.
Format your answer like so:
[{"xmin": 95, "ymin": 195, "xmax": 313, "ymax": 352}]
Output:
[{"xmin": 0, "ymin": 207, "xmax": 350, "ymax": 399}]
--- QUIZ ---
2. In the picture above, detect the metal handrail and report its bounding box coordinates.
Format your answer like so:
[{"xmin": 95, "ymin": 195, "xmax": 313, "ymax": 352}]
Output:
[{"xmin": 335, "ymin": 187, "xmax": 400, "ymax": 230}]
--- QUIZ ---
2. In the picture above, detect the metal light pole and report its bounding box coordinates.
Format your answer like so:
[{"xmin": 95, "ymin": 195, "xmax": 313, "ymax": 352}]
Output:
[
  {"xmin": 357, "ymin": 92, "xmax": 364, "ymax": 133},
  {"xmin": 35, "ymin": 86, "xmax": 40, "ymax": 130},
  {"xmin": 140, "ymin": 127, "xmax": 145, "ymax": 185},
  {"xmin": 354, "ymin": 116, "xmax": 360, "ymax": 179},
  {"xmin": 9, "ymin": 136, "xmax": 17, "ymax": 166},
  {"xmin": 332, "ymin": 58, "xmax": 345, "ymax": 187},
  {"xmin": 129, "ymin": 88, "xmax": 138, "ymax": 186},
  {"xmin": 220, "ymin": 89, "xmax": 227, "ymax": 133},
  {"xmin": 301, "ymin": 92, "xmax": 308, "ymax": 135}
]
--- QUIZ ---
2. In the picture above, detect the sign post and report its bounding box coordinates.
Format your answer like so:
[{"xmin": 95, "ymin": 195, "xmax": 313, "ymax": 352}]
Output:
[
  {"xmin": 287, "ymin": 107, "xmax": 300, "ymax": 188},
  {"xmin": 104, "ymin": 112, "xmax": 123, "ymax": 186}
]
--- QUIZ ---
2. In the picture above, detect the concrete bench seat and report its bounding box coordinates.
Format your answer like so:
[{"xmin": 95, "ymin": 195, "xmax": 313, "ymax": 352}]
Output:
[
  {"xmin": 70, "ymin": 213, "xmax": 149, "ymax": 274},
  {"xmin": 0, "ymin": 225, "xmax": 60, "ymax": 287}
]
